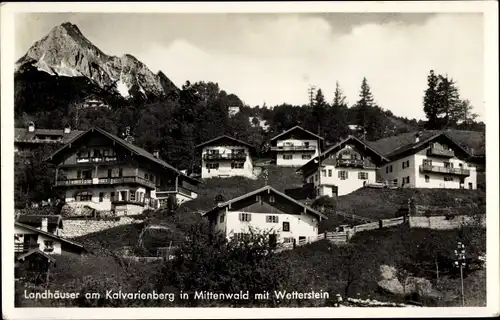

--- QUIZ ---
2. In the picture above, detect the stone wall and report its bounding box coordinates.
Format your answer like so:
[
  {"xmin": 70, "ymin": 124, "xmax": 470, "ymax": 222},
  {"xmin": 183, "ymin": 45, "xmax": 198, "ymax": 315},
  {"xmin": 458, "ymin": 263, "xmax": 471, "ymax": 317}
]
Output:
[
  {"xmin": 59, "ymin": 217, "xmax": 144, "ymax": 239},
  {"xmin": 409, "ymin": 214, "xmax": 485, "ymax": 230}
]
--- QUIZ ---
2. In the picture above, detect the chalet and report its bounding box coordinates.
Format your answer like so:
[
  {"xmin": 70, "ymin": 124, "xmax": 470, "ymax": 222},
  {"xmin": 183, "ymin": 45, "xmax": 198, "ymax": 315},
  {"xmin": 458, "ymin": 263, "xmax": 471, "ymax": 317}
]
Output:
[
  {"xmin": 368, "ymin": 132, "xmax": 479, "ymax": 189},
  {"xmin": 202, "ymin": 186, "xmax": 327, "ymax": 245},
  {"xmin": 77, "ymin": 94, "xmax": 110, "ymax": 110},
  {"xmin": 296, "ymin": 136, "xmax": 389, "ymax": 197},
  {"xmin": 270, "ymin": 125, "xmax": 324, "ymax": 167},
  {"xmin": 45, "ymin": 127, "xmax": 201, "ymax": 216},
  {"xmin": 196, "ymin": 135, "xmax": 256, "ymax": 179},
  {"xmin": 14, "ymin": 222, "xmax": 85, "ymax": 256},
  {"xmin": 14, "ymin": 122, "xmax": 84, "ymax": 154},
  {"xmin": 15, "ymin": 214, "xmax": 63, "ymax": 236}
]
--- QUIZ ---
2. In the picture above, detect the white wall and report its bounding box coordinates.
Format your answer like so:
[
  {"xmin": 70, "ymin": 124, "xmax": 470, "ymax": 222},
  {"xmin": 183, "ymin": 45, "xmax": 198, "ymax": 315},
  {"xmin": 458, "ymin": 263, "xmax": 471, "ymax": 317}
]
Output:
[
  {"xmin": 306, "ymin": 165, "xmax": 377, "ymax": 196},
  {"xmin": 216, "ymin": 210, "xmax": 319, "ymax": 243},
  {"xmin": 275, "ymin": 139, "xmax": 319, "ymax": 167},
  {"xmin": 14, "ymin": 225, "xmax": 62, "ymax": 255},
  {"xmin": 201, "ymin": 145, "xmax": 254, "ymax": 179},
  {"xmin": 378, "ymin": 155, "xmax": 416, "ymax": 188}
]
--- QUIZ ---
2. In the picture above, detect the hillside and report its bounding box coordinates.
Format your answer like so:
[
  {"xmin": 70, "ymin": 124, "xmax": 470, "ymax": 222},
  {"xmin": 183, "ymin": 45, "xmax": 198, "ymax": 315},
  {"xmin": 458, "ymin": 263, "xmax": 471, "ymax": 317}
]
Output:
[{"xmin": 335, "ymin": 187, "xmax": 486, "ymax": 221}]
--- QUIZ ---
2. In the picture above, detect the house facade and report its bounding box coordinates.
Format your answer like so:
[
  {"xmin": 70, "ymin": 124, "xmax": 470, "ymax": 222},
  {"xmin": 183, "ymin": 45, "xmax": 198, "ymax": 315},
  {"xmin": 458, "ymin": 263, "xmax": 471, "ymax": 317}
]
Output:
[
  {"xmin": 14, "ymin": 222, "xmax": 85, "ymax": 256},
  {"xmin": 270, "ymin": 126, "xmax": 324, "ymax": 167},
  {"xmin": 15, "ymin": 215, "xmax": 63, "ymax": 236},
  {"xmin": 376, "ymin": 133, "xmax": 478, "ymax": 189},
  {"xmin": 196, "ymin": 135, "xmax": 256, "ymax": 179},
  {"xmin": 296, "ymin": 136, "xmax": 389, "ymax": 197},
  {"xmin": 203, "ymin": 186, "xmax": 327, "ymax": 245},
  {"xmin": 45, "ymin": 127, "xmax": 201, "ymax": 216},
  {"xmin": 15, "ymin": 122, "xmax": 83, "ymax": 154}
]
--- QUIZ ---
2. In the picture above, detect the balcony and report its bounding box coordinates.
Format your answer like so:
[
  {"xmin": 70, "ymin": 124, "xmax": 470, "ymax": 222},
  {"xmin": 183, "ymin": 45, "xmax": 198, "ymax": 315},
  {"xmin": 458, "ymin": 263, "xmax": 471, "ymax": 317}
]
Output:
[
  {"xmin": 335, "ymin": 158, "xmax": 365, "ymax": 168},
  {"xmin": 76, "ymin": 156, "xmax": 118, "ymax": 164},
  {"xmin": 156, "ymin": 186, "xmax": 193, "ymax": 198},
  {"xmin": 419, "ymin": 165, "xmax": 470, "ymax": 176},
  {"xmin": 111, "ymin": 197, "xmax": 158, "ymax": 208},
  {"xmin": 15, "ymin": 243, "xmax": 40, "ymax": 253},
  {"xmin": 203, "ymin": 153, "xmax": 247, "ymax": 161},
  {"xmin": 55, "ymin": 176, "xmax": 156, "ymax": 189},
  {"xmin": 270, "ymin": 145, "xmax": 316, "ymax": 152},
  {"xmin": 427, "ymin": 147, "xmax": 455, "ymax": 158}
]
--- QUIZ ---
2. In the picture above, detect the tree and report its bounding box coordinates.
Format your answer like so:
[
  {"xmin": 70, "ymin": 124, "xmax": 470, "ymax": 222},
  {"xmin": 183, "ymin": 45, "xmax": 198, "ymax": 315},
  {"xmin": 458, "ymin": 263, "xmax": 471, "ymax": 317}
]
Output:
[
  {"xmin": 353, "ymin": 78, "xmax": 389, "ymax": 141},
  {"xmin": 423, "ymin": 70, "xmax": 441, "ymax": 129},
  {"xmin": 312, "ymin": 88, "xmax": 328, "ymax": 137},
  {"xmin": 436, "ymin": 74, "xmax": 461, "ymax": 128},
  {"xmin": 454, "ymin": 99, "xmax": 478, "ymax": 130},
  {"xmin": 325, "ymin": 82, "xmax": 350, "ymax": 143}
]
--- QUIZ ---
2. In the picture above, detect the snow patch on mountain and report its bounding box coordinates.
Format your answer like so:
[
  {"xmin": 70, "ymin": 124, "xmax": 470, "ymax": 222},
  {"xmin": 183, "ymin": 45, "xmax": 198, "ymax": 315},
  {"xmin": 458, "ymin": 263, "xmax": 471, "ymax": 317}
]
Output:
[{"xmin": 116, "ymin": 79, "xmax": 130, "ymax": 98}]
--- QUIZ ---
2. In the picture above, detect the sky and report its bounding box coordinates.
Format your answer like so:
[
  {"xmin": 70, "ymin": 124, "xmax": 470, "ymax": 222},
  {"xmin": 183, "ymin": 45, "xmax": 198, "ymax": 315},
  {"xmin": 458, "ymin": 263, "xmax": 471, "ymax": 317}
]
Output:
[{"xmin": 14, "ymin": 12, "xmax": 485, "ymax": 121}]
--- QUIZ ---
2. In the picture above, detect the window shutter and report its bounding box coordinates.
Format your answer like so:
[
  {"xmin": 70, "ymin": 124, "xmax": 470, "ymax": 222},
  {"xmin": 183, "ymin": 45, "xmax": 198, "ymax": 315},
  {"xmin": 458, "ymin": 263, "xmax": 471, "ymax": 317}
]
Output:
[
  {"xmin": 248, "ymin": 213, "xmax": 252, "ymax": 222},
  {"xmin": 239, "ymin": 213, "xmax": 243, "ymax": 221}
]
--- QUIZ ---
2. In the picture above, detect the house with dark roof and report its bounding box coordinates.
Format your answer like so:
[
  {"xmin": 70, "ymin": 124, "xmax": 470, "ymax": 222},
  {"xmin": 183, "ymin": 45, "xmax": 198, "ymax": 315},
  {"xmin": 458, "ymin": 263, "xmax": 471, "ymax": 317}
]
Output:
[
  {"xmin": 269, "ymin": 125, "xmax": 324, "ymax": 167},
  {"xmin": 14, "ymin": 221, "xmax": 85, "ymax": 256},
  {"xmin": 195, "ymin": 135, "xmax": 257, "ymax": 179},
  {"xmin": 14, "ymin": 122, "xmax": 84, "ymax": 154},
  {"xmin": 202, "ymin": 186, "xmax": 327, "ymax": 245},
  {"xmin": 45, "ymin": 127, "xmax": 202, "ymax": 215},
  {"xmin": 368, "ymin": 131, "xmax": 480, "ymax": 189},
  {"xmin": 15, "ymin": 214, "xmax": 63, "ymax": 236},
  {"xmin": 296, "ymin": 136, "xmax": 389, "ymax": 197}
]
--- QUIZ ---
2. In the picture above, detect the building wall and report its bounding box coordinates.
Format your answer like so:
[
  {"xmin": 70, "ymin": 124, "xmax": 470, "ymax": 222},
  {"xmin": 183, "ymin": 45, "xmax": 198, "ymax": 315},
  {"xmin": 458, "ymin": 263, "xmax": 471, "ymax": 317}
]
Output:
[
  {"xmin": 306, "ymin": 165, "xmax": 377, "ymax": 196},
  {"xmin": 378, "ymin": 155, "xmax": 416, "ymax": 188},
  {"xmin": 14, "ymin": 225, "xmax": 62, "ymax": 255},
  {"xmin": 275, "ymin": 138, "xmax": 320, "ymax": 167},
  {"xmin": 201, "ymin": 145, "xmax": 254, "ymax": 179},
  {"xmin": 217, "ymin": 210, "xmax": 319, "ymax": 243},
  {"xmin": 409, "ymin": 214, "xmax": 485, "ymax": 230}
]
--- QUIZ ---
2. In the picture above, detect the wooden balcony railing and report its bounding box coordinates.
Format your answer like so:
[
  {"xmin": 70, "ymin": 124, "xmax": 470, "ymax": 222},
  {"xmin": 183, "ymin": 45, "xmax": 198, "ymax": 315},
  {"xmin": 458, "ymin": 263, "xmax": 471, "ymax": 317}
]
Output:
[
  {"xmin": 76, "ymin": 156, "xmax": 118, "ymax": 163},
  {"xmin": 203, "ymin": 153, "xmax": 247, "ymax": 161},
  {"xmin": 270, "ymin": 145, "xmax": 316, "ymax": 152},
  {"xmin": 55, "ymin": 176, "xmax": 156, "ymax": 189},
  {"xmin": 336, "ymin": 158, "xmax": 365, "ymax": 168},
  {"xmin": 427, "ymin": 147, "xmax": 455, "ymax": 158},
  {"xmin": 419, "ymin": 165, "xmax": 470, "ymax": 176},
  {"xmin": 15, "ymin": 243, "xmax": 39, "ymax": 253}
]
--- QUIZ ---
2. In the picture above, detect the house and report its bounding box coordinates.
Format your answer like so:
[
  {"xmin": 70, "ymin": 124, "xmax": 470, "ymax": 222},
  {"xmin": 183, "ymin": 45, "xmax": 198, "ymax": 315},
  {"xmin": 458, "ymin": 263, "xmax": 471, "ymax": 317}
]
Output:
[
  {"xmin": 202, "ymin": 186, "xmax": 327, "ymax": 245},
  {"xmin": 228, "ymin": 106, "xmax": 240, "ymax": 117},
  {"xmin": 368, "ymin": 132, "xmax": 479, "ymax": 189},
  {"xmin": 14, "ymin": 122, "xmax": 84, "ymax": 154},
  {"xmin": 45, "ymin": 127, "xmax": 201, "ymax": 216},
  {"xmin": 196, "ymin": 135, "xmax": 256, "ymax": 179},
  {"xmin": 270, "ymin": 125, "xmax": 324, "ymax": 167},
  {"xmin": 15, "ymin": 214, "xmax": 63, "ymax": 236},
  {"xmin": 14, "ymin": 221, "xmax": 85, "ymax": 256},
  {"xmin": 77, "ymin": 94, "xmax": 110, "ymax": 110},
  {"xmin": 296, "ymin": 136, "xmax": 389, "ymax": 197}
]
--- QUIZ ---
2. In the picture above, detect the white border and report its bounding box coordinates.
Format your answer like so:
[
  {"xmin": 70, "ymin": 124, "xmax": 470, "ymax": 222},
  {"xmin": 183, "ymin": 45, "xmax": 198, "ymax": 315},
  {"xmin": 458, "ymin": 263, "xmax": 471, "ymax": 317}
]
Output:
[{"xmin": 1, "ymin": 1, "xmax": 499, "ymax": 319}]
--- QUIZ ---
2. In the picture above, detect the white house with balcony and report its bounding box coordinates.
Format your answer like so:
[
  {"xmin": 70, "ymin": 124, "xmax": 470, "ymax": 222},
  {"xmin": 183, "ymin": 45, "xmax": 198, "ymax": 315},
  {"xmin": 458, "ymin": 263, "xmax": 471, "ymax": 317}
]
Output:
[
  {"xmin": 45, "ymin": 127, "xmax": 201, "ymax": 215},
  {"xmin": 376, "ymin": 132, "xmax": 478, "ymax": 189},
  {"xmin": 202, "ymin": 186, "xmax": 327, "ymax": 246},
  {"xmin": 296, "ymin": 136, "xmax": 389, "ymax": 197},
  {"xmin": 270, "ymin": 125, "xmax": 324, "ymax": 167},
  {"xmin": 196, "ymin": 135, "xmax": 256, "ymax": 179}
]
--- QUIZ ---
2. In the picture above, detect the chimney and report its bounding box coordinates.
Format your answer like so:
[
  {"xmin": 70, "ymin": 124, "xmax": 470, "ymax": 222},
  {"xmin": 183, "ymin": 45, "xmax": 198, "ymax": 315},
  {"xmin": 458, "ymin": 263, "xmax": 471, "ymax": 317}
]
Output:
[
  {"xmin": 64, "ymin": 124, "xmax": 71, "ymax": 134},
  {"xmin": 41, "ymin": 217, "xmax": 48, "ymax": 232},
  {"xmin": 28, "ymin": 122, "xmax": 35, "ymax": 132},
  {"xmin": 153, "ymin": 150, "xmax": 160, "ymax": 158},
  {"xmin": 415, "ymin": 132, "xmax": 421, "ymax": 143}
]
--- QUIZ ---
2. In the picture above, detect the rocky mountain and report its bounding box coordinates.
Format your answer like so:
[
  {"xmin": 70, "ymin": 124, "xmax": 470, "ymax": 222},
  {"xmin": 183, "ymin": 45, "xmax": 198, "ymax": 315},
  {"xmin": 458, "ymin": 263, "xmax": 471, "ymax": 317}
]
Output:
[{"xmin": 15, "ymin": 22, "xmax": 178, "ymax": 103}]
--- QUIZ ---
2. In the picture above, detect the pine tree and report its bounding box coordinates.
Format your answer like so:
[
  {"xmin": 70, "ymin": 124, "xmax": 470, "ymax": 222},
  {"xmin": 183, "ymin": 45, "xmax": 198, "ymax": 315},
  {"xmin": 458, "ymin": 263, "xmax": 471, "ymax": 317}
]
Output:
[
  {"xmin": 312, "ymin": 88, "xmax": 328, "ymax": 136},
  {"xmin": 355, "ymin": 78, "xmax": 375, "ymax": 139},
  {"xmin": 332, "ymin": 81, "xmax": 347, "ymax": 107},
  {"xmin": 423, "ymin": 70, "xmax": 440, "ymax": 129},
  {"xmin": 326, "ymin": 82, "xmax": 349, "ymax": 142},
  {"xmin": 436, "ymin": 74, "xmax": 461, "ymax": 128}
]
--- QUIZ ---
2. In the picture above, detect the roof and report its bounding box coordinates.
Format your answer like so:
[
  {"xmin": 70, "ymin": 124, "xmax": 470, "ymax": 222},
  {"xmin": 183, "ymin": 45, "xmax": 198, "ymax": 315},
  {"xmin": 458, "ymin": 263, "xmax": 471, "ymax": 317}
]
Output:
[
  {"xmin": 195, "ymin": 135, "xmax": 255, "ymax": 151},
  {"xmin": 270, "ymin": 125, "xmax": 324, "ymax": 142},
  {"xmin": 202, "ymin": 185, "xmax": 328, "ymax": 220},
  {"xmin": 15, "ymin": 222, "xmax": 85, "ymax": 253},
  {"xmin": 366, "ymin": 130, "xmax": 485, "ymax": 157},
  {"xmin": 16, "ymin": 248, "xmax": 56, "ymax": 263},
  {"xmin": 296, "ymin": 135, "xmax": 390, "ymax": 173},
  {"xmin": 16, "ymin": 214, "xmax": 63, "ymax": 228},
  {"xmin": 15, "ymin": 127, "xmax": 84, "ymax": 144},
  {"xmin": 45, "ymin": 127, "xmax": 201, "ymax": 185}
]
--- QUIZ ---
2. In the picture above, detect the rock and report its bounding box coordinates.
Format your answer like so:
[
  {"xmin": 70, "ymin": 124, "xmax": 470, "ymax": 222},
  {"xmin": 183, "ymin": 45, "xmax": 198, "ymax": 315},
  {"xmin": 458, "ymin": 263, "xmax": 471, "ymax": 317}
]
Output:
[
  {"xmin": 380, "ymin": 265, "xmax": 397, "ymax": 280},
  {"xmin": 405, "ymin": 277, "xmax": 441, "ymax": 299},
  {"xmin": 377, "ymin": 278, "xmax": 405, "ymax": 295}
]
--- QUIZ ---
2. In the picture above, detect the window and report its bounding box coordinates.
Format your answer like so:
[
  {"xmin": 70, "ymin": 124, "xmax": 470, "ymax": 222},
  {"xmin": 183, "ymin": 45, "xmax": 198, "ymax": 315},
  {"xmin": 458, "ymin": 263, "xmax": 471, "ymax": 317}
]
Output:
[
  {"xmin": 206, "ymin": 163, "xmax": 219, "ymax": 169},
  {"xmin": 239, "ymin": 213, "xmax": 252, "ymax": 222},
  {"xmin": 256, "ymin": 195, "xmax": 262, "ymax": 202},
  {"xmin": 322, "ymin": 170, "xmax": 326, "ymax": 177},
  {"xmin": 282, "ymin": 221, "xmax": 290, "ymax": 232},
  {"xmin": 328, "ymin": 169, "xmax": 332, "ymax": 177},
  {"xmin": 269, "ymin": 195, "xmax": 275, "ymax": 203},
  {"xmin": 209, "ymin": 149, "xmax": 219, "ymax": 155},
  {"xmin": 145, "ymin": 173, "xmax": 149, "ymax": 180},
  {"xmin": 304, "ymin": 142, "xmax": 310, "ymax": 148},
  {"xmin": 219, "ymin": 213, "xmax": 225, "ymax": 223},
  {"xmin": 266, "ymin": 215, "xmax": 279, "ymax": 223},
  {"xmin": 302, "ymin": 154, "xmax": 312, "ymax": 160},
  {"xmin": 423, "ymin": 159, "xmax": 432, "ymax": 166},
  {"xmin": 390, "ymin": 165, "xmax": 393, "ymax": 173},
  {"xmin": 338, "ymin": 171, "xmax": 348, "ymax": 180},
  {"xmin": 402, "ymin": 160, "xmax": 410, "ymax": 169},
  {"xmin": 119, "ymin": 168, "xmax": 123, "ymax": 177},
  {"xmin": 405, "ymin": 176, "xmax": 410, "ymax": 184},
  {"xmin": 107, "ymin": 169, "xmax": 112, "ymax": 178},
  {"xmin": 43, "ymin": 240, "xmax": 54, "ymax": 252},
  {"xmin": 76, "ymin": 192, "xmax": 92, "ymax": 201},
  {"xmin": 99, "ymin": 192, "xmax": 105, "ymax": 202},
  {"xmin": 459, "ymin": 163, "xmax": 463, "ymax": 168},
  {"xmin": 130, "ymin": 190, "xmax": 136, "ymax": 201},
  {"xmin": 231, "ymin": 162, "xmax": 244, "ymax": 169},
  {"xmin": 444, "ymin": 162, "xmax": 453, "ymax": 168},
  {"xmin": 386, "ymin": 167, "xmax": 389, "ymax": 174},
  {"xmin": 234, "ymin": 233, "xmax": 251, "ymax": 241},
  {"xmin": 393, "ymin": 179, "xmax": 398, "ymax": 185},
  {"xmin": 468, "ymin": 182, "xmax": 473, "ymax": 189},
  {"xmin": 358, "ymin": 172, "xmax": 368, "ymax": 180},
  {"xmin": 444, "ymin": 176, "xmax": 453, "ymax": 182},
  {"xmin": 402, "ymin": 161, "xmax": 405, "ymax": 169},
  {"xmin": 314, "ymin": 174, "xmax": 318, "ymax": 181},
  {"xmin": 283, "ymin": 154, "xmax": 293, "ymax": 160},
  {"xmin": 110, "ymin": 192, "xmax": 115, "ymax": 200},
  {"xmin": 425, "ymin": 175, "xmax": 430, "ymax": 183}
]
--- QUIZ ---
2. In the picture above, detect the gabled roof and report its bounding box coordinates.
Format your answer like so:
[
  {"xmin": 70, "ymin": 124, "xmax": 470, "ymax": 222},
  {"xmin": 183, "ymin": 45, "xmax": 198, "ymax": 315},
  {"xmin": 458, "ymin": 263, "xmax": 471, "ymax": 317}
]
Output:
[
  {"xmin": 270, "ymin": 125, "xmax": 324, "ymax": 142},
  {"xmin": 15, "ymin": 128, "xmax": 84, "ymax": 144},
  {"xmin": 16, "ymin": 214, "xmax": 63, "ymax": 229},
  {"xmin": 45, "ymin": 127, "xmax": 201, "ymax": 184},
  {"xmin": 16, "ymin": 248, "xmax": 56, "ymax": 263},
  {"xmin": 195, "ymin": 135, "xmax": 255, "ymax": 151},
  {"xmin": 202, "ymin": 185, "xmax": 328, "ymax": 220},
  {"xmin": 296, "ymin": 135, "xmax": 390, "ymax": 173},
  {"xmin": 15, "ymin": 222, "xmax": 85, "ymax": 253}
]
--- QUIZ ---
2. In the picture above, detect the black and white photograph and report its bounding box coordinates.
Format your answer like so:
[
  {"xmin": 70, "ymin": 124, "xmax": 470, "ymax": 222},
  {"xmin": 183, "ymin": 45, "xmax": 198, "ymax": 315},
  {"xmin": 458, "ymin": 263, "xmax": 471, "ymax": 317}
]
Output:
[{"xmin": 1, "ymin": 1, "xmax": 498, "ymax": 319}]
